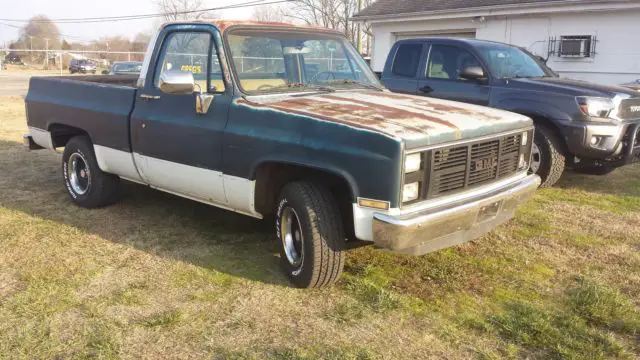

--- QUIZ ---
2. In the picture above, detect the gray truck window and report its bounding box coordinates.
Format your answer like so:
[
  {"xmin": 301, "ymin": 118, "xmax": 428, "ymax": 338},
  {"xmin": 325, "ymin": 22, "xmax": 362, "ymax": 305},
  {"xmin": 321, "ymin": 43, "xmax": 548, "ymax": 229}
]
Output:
[
  {"xmin": 155, "ymin": 32, "xmax": 226, "ymax": 92},
  {"xmin": 427, "ymin": 45, "xmax": 481, "ymax": 81},
  {"xmin": 392, "ymin": 44, "xmax": 422, "ymax": 78},
  {"xmin": 476, "ymin": 44, "xmax": 547, "ymax": 79}
]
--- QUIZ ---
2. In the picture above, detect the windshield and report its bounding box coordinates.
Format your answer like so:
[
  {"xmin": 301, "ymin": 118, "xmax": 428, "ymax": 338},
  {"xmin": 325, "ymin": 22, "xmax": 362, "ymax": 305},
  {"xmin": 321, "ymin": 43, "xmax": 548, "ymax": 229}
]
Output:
[
  {"xmin": 226, "ymin": 30, "xmax": 381, "ymax": 94},
  {"xmin": 113, "ymin": 63, "xmax": 142, "ymax": 72},
  {"xmin": 476, "ymin": 43, "xmax": 554, "ymax": 79}
]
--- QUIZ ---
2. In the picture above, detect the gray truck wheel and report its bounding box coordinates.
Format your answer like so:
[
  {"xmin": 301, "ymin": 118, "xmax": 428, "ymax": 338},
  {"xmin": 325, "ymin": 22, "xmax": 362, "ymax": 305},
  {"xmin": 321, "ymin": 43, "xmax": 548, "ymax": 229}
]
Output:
[
  {"xmin": 62, "ymin": 136, "xmax": 120, "ymax": 208},
  {"xmin": 531, "ymin": 126, "xmax": 565, "ymax": 187},
  {"xmin": 275, "ymin": 182, "xmax": 345, "ymax": 288}
]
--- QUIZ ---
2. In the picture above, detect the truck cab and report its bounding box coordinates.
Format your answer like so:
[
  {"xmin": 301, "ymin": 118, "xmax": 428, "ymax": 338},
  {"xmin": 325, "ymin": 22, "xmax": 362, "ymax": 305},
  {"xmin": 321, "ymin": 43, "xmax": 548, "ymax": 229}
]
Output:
[
  {"xmin": 381, "ymin": 38, "xmax": 640, "ymax": 187},
  {"xmin": 24, "ymin": 21, "xmax": 539, "ymax": 288}
]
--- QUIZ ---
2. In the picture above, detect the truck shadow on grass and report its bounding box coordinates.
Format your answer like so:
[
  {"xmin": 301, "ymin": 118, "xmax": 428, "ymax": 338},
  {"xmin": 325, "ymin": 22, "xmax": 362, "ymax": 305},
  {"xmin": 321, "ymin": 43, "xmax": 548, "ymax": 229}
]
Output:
[
  {"xmin": 0, "ymin": 140, "xmax": 290, "ymax": 286},
  {"xmin": 555, "ymin": 166, "xmax": 640, "ymax": 197}
]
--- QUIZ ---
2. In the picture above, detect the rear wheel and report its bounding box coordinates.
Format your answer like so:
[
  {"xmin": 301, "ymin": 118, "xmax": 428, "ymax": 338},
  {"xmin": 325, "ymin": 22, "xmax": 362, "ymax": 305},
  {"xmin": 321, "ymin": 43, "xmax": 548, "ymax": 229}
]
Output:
[
  {"xmin": 530, "ymin": 126, "xmax": 565, "ymax": 187},
  {"xmin": 275, "ymin": 182, "xmax": 345, "ymax": 288},
  {"xmin": 62, "ymin": 136, "xmax": 120, "ymax": 208}
]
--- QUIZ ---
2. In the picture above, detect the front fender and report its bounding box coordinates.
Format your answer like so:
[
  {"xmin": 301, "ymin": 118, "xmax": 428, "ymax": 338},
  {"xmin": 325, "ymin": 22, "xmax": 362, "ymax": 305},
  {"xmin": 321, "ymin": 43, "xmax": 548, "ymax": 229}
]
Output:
[{"xmin": 224, "ymin": 102, "xmax": 404, "ymax": 206}]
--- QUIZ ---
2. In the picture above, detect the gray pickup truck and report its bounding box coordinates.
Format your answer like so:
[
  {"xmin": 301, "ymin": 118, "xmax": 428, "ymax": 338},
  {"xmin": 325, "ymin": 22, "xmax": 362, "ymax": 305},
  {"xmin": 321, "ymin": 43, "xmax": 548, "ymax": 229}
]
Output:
[{"xmin": 24, "ymin": 20, "xmax": 540, "ymax": 288}]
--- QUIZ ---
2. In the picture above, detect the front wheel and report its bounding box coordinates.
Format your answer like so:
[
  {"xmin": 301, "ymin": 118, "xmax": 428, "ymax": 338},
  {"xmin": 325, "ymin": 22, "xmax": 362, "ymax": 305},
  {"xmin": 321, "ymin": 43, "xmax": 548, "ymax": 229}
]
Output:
[
  {"xmin": 276, "ymin": 182, "xmax": 345, "ymax": 288},
  {"xmin": 530, "ymin": 126, "xmax": 566, "ymax": 187},
  {"xmin": 62, "ymin": 136, "xmax": 120, "ymax": 208}
]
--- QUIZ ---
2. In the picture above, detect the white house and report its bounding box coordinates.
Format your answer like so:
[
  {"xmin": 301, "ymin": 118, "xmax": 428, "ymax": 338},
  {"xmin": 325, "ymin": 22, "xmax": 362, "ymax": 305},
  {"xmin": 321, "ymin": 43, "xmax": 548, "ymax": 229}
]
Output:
[{"xmin": 354, "ymin": 0, "xmax": 640, "ymax": 85}]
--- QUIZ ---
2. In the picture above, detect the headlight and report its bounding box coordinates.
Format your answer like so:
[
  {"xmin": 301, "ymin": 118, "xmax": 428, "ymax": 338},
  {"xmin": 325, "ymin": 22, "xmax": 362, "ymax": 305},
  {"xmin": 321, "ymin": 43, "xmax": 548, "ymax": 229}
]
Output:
[
  {"xmin": 521, "ymin": 131, "xmax": 528, "ymax": 146},
  {"xmin": 576, "ymin": 96, "xmax": 615, "ymax": 119},
  {"xmin": 404, "ymin": 153, "xmax": 421, "ymax": 173},
  {"xmin": 402, "ymin": 182, "xmax": 420, "ymax": 202}
]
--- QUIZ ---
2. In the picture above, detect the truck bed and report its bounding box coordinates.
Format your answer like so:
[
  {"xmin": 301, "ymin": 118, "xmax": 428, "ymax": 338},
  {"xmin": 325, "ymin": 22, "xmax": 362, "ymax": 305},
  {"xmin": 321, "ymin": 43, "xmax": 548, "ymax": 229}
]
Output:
[{"xmin": 25, "ymin": 75, "xmax": 139, "ymax": 152}]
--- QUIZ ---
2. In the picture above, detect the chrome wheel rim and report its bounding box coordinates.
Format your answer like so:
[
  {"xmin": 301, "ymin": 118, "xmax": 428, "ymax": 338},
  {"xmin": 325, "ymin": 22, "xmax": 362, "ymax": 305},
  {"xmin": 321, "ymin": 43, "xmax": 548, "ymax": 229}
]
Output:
[
  {"xmin": 68, "ymin": 153, "xmax": 91, "ymax": 195},
  {"xmin": 530, "ymin": 143, "xmax": 541, "ymax": 174},
  {"xmin": 280, "ymin": 207, "xmax": 304, "ymax": 268}
]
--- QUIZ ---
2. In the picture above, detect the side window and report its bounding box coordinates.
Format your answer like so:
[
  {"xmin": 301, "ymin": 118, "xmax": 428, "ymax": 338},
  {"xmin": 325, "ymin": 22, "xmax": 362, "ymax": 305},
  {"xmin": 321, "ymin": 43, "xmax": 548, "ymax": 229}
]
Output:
[
  {"xmin": 427, "ymin": 44, "xmax": 481, "ymax": 81},
  {"xmin": 392, "ymin": 44, "xmax": 422, "ymax": 78},
  {"xmin": 155, "ymin": 31, "xmax": 226, "ymax": 93}
]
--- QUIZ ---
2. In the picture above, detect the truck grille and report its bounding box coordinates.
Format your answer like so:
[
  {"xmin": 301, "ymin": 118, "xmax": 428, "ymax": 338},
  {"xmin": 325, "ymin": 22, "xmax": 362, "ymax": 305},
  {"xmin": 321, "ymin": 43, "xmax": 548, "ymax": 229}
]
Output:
[
  {"xmin": 618, "ymin": 98, "xmax": 640, "ymax": 120},
  {"xmin": 404, "ymin": 131, "xmax": 531, "ymax": 205}
]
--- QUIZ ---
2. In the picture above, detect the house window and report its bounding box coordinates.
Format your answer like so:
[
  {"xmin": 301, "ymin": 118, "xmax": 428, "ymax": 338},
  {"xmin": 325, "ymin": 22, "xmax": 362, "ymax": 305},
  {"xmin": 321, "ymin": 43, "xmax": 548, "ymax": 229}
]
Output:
[{"xmin": 559, "ymin": 35, "xmax": 595, "ymax": 58}]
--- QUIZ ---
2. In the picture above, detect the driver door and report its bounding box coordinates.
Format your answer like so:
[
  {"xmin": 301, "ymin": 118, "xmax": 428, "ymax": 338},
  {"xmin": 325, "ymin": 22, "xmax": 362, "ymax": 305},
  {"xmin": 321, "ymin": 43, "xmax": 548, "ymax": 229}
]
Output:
[
  {"xmin": 130, "ymin": 25, "xmax": 230, "ymax": 205},
  {"xmin": 417, "ymin": 43, "xmax": 491, "ymax": 106}
]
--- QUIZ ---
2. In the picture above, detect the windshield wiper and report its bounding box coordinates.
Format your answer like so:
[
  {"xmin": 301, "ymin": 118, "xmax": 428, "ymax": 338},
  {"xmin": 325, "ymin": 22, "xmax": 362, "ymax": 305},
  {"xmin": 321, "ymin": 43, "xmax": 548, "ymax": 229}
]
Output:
[
  {"xmin": 264, "ymin": 82, "xmax": 335, "ymax": 93},
  {"xmin": 325, "ymin": 79, "xmax": 384, "ymax": 91}
]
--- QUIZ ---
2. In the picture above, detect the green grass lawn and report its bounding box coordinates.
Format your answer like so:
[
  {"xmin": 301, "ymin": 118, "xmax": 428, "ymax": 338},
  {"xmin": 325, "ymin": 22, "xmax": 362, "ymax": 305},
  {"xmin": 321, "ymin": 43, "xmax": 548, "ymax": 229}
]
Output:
[{"xmin": 1, "ymin": 96, "xmax": 639, "ymax": 359}]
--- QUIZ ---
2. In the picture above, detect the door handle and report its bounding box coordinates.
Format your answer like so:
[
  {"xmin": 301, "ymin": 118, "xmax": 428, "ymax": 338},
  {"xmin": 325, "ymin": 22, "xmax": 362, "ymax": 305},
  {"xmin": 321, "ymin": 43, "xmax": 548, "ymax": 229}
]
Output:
[
  {"xmin": 419, "ymin": 85, "xmax": 434, "ymax": 94},
  {"xmin": 140, "ymin": 94, "xmax": 160, "ymax": 100}
]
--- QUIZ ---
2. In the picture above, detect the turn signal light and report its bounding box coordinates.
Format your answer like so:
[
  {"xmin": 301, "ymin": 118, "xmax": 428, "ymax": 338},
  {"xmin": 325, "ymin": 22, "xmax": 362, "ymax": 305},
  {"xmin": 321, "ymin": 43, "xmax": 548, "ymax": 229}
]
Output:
[{"xmin": 358, "ymin": 198, "xmax": 390, "ymax": 210}]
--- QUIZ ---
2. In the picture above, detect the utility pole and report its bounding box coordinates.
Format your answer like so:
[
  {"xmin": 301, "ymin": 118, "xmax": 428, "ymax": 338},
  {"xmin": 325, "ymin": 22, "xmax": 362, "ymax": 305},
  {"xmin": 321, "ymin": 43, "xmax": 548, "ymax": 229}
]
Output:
[
  {"xmin": 29, "ymin": 35, "xmax": 34, "ymax": 63},
  {"xmin": 43, "ymin": 38, "xmax": 49, "ymax": 70},
  {"xmin": 356, "ymin": 0, "xmax": 363, "ymax": 53}
]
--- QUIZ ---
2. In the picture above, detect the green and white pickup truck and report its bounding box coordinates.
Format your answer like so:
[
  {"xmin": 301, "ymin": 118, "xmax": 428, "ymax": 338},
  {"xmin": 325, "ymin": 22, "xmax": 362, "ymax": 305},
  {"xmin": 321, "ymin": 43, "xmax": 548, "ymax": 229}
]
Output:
[{"xmin": 24, "ymin": 20, "xmax": 540, "ymax": 288}]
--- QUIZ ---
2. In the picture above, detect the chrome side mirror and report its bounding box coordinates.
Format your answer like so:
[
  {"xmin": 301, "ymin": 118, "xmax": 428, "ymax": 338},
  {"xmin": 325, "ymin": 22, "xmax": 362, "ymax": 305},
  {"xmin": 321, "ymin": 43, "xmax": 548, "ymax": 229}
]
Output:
[
  {"xmin": 159, "ymin": 70, "xmax": 195, "ymax": 95},
  {"xmin": 459, "ymin": 66, "xmax": 487, "ymax": 83}
]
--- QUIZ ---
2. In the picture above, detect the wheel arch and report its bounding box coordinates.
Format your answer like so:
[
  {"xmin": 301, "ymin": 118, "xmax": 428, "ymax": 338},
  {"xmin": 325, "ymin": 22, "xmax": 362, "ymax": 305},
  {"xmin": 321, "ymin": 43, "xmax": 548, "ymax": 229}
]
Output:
[
  {"xmin": 252, "ymin": 160, "xmax": 358, "ymax": 216},
  {"xmin": 47, "ymin": 123, "xmax": 91, "ymax": 148}
]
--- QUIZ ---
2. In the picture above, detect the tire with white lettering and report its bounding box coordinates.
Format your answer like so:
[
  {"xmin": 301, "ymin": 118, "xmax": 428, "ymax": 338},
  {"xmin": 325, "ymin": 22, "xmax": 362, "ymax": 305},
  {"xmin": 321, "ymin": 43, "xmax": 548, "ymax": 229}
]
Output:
[
  {"xmin": 275, "ymin": 181, "xmax": 345, "ymax": 288},
  {"xmin": 62, "ymin": 136, "xmax": 120, "ymax": 208},
  {"xmin": 531, "ymin": 125, "xmax": 565, "ymax": 187}
]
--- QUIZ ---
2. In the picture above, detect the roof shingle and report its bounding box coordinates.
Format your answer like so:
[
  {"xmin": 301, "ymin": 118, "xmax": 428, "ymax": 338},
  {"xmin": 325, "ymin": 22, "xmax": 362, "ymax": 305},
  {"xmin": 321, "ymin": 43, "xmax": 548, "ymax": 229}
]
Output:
[{"xmin": 355, "ymin": 0, "xmax": 587, "ymax": 19}]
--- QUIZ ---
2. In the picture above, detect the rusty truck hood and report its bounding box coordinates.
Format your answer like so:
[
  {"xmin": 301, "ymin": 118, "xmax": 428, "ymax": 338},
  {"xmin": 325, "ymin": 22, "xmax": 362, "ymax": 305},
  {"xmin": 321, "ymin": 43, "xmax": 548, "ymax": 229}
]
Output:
[{"xmin": 240, "ymin": 91, "xmax": 532, "ymax": 148}]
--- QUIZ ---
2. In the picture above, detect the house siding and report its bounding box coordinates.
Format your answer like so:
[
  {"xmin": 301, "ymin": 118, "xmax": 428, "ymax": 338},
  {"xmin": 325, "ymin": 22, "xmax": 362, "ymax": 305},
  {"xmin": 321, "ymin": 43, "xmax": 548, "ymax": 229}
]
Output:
[{"xmin": 370, "ymin": 8, "xmax": 640, "ymax": 85}]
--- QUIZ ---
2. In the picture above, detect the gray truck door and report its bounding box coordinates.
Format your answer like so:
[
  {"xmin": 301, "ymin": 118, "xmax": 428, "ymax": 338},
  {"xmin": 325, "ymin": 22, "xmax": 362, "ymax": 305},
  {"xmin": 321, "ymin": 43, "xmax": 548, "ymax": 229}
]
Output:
[
  {"xmin": 130, "ymin": 28, "xmax": 230, "ymax": 205},
  {"xmin": 417, "ymin": 43, "xmax": 491, "ymax": 106},
  {"xmin": 381, "ymin": 42, "xmax": 423, "ymax": 94}
]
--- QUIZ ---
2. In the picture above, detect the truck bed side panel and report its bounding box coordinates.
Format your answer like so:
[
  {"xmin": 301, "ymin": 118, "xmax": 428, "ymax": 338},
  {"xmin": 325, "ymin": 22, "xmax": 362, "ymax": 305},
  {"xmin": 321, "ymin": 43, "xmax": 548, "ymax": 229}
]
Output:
[{"xmin": 25, "ymin": 77, "xmax": 137, "ymax": 152}]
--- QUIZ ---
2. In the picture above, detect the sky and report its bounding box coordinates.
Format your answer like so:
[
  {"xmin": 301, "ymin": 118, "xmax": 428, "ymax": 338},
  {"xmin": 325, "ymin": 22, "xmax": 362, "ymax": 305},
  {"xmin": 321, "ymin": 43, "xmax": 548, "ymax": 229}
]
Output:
[{"xmin": 0, "ymin": 0, "xmax": 260, "ymax": 46}]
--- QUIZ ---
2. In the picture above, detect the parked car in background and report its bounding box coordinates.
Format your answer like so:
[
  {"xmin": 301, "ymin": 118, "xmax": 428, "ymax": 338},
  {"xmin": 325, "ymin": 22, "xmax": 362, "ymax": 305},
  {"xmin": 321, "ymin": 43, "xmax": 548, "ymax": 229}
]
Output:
[
  {"xmin": 23, "ymin": 20, "xmax": 539, "ymax": 288},
  {"xmin": 381, "ymin": 38, "xmax": 640, "ymax": 186},
  {"xmin": 620, "ymin": 79, "xmax": 640, "ymax": 92},
  {"xmin": 4, "ymin": 53, "xmax": 24, "ymax": 65},
  {"xmin": 109, "ymin": 61, "xmax": 143, "ymax": 75},
  {"xmin": 69, "ymin": 59, "xmax": 97, "ymax": 74}
]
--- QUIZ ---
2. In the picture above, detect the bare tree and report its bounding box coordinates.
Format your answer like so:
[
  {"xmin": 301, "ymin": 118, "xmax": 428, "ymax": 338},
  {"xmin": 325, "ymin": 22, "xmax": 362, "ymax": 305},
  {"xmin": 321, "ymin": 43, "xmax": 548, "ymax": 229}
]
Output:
[
  {"xmin": 16, "ymin": 15, "xmax": 61, "ymax": 63},
  {"xmin": 155, "ymin": 0, "xmax": 215, "ymax": 21},
  {"xmin": 131, "ymin": 32, "xmax": 152, "ymax": 60},
  {"xmin": 283, "ymin": 0, "xmax": 360, "ymax": 41},
  {"xmin": 251, "ymin": 5, "xmax": 286, "ymax": 22}
]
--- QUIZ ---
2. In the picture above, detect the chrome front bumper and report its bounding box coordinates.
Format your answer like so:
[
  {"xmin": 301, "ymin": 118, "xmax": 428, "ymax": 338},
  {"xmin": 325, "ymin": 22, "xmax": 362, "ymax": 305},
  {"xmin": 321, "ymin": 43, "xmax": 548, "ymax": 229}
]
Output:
[{"xmin": 372, "ymin": 174, "xmax": 541, "ymax": 255}]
